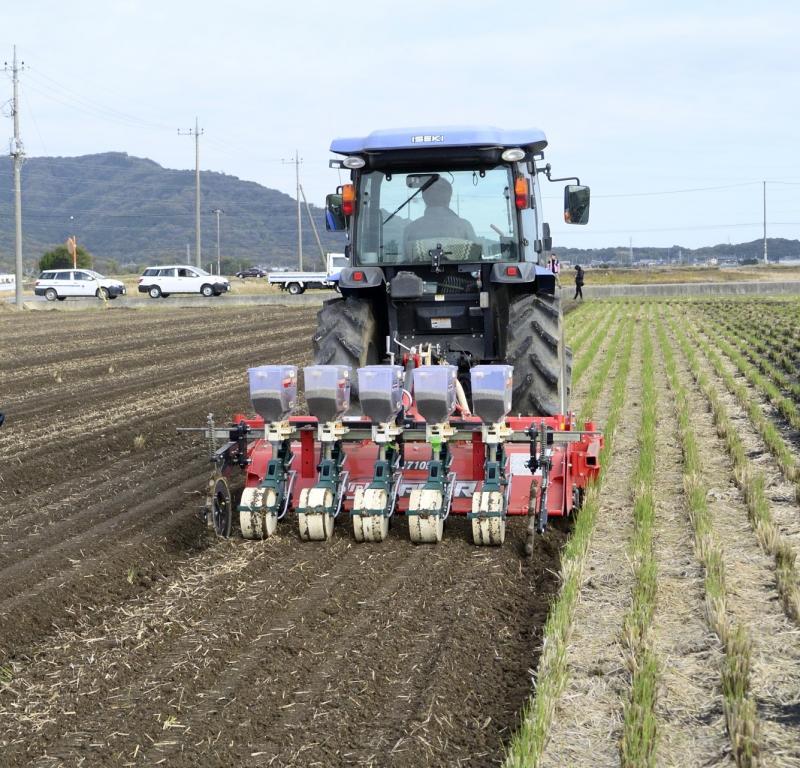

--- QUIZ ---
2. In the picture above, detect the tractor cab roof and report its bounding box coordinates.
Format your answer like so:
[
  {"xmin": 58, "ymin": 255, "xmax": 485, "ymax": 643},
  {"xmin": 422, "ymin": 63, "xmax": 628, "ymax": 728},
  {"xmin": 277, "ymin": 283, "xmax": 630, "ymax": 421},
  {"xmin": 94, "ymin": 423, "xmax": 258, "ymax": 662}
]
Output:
[{"xmin": 330, "ymin": 126, "xmax": 548, "ymax": 155}]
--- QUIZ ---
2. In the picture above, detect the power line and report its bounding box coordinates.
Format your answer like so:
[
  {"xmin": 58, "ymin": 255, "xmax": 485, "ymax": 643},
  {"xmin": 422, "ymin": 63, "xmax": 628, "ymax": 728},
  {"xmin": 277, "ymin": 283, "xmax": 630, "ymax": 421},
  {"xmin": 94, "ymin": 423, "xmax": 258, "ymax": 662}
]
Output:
[
  {"xmin": 25, "ymin": 68, "xmax": 175, "ymax": 132},
  {"xmin": 542, "ymin": 179, "xmax": 800, "ymax": 201},
  {"xmin": 21, "ymin": 95, "xmax": 47, "ymax": 155},
  {"xmin": 592, "ymin": 181, "xmax": 760, "ymax": 198}
]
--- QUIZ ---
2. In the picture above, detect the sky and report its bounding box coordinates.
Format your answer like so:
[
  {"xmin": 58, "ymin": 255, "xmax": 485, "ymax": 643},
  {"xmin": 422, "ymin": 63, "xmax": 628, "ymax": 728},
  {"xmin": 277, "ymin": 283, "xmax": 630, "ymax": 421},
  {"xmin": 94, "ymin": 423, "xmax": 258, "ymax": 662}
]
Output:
[{"xmin": 1, "ymin": 0, "xmax": 799, "ymax": 251}]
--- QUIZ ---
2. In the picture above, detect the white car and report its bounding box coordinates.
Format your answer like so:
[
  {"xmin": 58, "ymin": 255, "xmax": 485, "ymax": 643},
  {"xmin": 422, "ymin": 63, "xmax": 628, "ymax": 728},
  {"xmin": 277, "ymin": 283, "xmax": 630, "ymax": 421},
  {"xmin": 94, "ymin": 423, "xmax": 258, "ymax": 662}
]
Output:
[
  {"xmin": 34, "ymin": 269, "xmax": 127, "ymax": 301},
  {"xmin": 138, "ymin": 265, "xmax": 231, "ymax": 299}
]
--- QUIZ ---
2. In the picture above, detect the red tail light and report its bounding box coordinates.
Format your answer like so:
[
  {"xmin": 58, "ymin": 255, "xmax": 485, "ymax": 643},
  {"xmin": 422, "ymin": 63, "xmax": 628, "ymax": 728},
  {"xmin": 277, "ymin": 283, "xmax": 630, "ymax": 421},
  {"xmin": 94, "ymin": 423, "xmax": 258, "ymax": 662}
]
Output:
[
  {"xmin": 505, "ymin": 266, "xmax": 520, "ymax": 277},
  {"xmin": 514, "ymin": 176, "xmax": 529, "ymax": 210},
  {"xmin": 342, "ymin": 183, "xmax": 356, "ymax": 216},
  {"xmin": 352, "ymin": 270, "xmax": 365, "ymax": 281}
]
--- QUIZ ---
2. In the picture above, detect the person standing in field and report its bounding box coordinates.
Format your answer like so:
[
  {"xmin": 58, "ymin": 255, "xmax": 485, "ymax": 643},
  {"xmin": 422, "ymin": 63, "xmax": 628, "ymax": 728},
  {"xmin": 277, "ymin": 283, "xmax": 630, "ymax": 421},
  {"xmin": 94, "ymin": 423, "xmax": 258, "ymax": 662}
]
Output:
[
  {"xmin": 548, "ymin": 255, "xmax": 560, "ymax": 276},
  {"xmin": 574, "ymin": 264, "xmax": 585, "ymax": 300}
]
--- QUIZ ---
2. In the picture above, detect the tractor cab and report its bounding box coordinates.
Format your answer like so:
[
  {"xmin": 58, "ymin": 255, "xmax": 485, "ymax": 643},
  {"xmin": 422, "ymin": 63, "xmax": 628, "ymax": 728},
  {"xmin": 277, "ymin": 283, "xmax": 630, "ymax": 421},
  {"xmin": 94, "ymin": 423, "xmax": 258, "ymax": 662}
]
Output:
[{"xmin": 326, "ymin": 127, "xmax": 589, "ymax": 267}]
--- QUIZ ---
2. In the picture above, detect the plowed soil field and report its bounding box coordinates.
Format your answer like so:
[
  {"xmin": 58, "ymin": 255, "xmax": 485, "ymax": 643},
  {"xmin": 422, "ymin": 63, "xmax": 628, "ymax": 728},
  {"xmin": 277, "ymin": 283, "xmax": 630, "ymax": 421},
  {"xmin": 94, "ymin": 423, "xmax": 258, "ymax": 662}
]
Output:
[{"xmin": 0, "ymin": 306, "xmax": 568, "ymax": 767}]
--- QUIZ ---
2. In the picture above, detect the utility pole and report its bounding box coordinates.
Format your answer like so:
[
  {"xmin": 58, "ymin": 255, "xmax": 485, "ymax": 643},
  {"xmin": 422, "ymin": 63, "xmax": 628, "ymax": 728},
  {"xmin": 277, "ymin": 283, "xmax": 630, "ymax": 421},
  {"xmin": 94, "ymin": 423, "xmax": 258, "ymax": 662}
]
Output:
[
  {"xmin": 763, "ymin": 180, "xmax": 768, "ymax": 264},
  {"xmin": 178, "ymin": 118, "xmax": 203, "ymax": 267},
  {"xmin": 211, "ymin": 208, "xmax": 224, "ymax": 276},
  {"xmin": 4, "ymin": 47, "xmax": 25, "ymax": 308},
  {"xmin": 282, "ymin": 150, "xmax": 303, "ymax": 270}
]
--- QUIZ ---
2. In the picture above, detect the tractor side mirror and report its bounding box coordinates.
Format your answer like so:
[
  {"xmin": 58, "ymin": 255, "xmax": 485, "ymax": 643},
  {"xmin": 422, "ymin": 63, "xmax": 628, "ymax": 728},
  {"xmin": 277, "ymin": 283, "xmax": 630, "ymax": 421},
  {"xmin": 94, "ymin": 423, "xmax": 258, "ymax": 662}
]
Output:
[
  {"xmin": 325, "ymin": 193, "xmax": 346, "ymax": 231},
  {"xmin": 564, "ymin": 185, "xmax": 590, "ymax": 225}
]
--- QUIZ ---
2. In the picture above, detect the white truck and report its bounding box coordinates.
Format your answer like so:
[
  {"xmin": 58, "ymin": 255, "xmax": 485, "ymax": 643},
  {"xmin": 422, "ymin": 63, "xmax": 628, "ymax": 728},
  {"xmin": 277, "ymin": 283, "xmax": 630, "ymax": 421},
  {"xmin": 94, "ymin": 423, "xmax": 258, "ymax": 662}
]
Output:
[{"xmin": 268, "ymin": 253, "xmax": 347, "ymax": 295}]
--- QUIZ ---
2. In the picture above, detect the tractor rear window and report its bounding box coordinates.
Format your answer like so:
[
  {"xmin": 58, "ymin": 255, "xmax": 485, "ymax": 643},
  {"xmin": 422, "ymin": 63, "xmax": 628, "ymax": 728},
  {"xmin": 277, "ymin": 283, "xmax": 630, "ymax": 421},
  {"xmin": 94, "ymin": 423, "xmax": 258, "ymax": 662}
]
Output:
[{"xmin": 354, "ymin": 167, "xmax": 520, "ymax": 266}]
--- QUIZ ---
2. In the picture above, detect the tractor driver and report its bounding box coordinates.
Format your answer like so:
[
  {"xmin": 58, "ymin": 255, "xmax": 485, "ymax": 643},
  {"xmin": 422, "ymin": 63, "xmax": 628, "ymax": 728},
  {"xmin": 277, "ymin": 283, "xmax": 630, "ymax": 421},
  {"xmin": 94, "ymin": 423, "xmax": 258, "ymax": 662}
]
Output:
[{"xmin": 403, "ymin": 178, "xmax": 475, "ymax": 260}]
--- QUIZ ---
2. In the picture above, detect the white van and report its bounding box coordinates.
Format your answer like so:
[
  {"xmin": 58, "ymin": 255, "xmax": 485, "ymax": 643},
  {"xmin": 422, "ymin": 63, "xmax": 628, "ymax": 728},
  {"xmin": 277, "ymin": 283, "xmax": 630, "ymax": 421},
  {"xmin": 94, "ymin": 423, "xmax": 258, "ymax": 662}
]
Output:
[
  {"xmin": 34, "ymin": 269, "xmax": 127, "ymax": 301},
  {"xmin": 138, "ymin": 265, "xmax": 231, "ymax": 298}
]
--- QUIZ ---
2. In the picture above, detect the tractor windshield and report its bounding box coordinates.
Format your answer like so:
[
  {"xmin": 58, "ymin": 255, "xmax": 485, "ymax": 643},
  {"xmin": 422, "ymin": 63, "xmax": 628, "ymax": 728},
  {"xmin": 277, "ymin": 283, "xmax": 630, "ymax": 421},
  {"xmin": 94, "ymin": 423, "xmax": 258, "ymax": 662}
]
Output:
[{"xmin": 354, "ymin": 167, "xmax": 519, "ymax": 265}]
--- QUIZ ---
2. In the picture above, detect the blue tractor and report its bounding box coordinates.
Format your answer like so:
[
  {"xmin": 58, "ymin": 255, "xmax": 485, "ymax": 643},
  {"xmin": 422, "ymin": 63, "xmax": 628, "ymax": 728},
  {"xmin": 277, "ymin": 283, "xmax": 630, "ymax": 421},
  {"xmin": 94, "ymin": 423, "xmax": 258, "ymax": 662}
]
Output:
[{"xmin": 318, "ymin": 126, "xmax": 590, "ymax": 416}]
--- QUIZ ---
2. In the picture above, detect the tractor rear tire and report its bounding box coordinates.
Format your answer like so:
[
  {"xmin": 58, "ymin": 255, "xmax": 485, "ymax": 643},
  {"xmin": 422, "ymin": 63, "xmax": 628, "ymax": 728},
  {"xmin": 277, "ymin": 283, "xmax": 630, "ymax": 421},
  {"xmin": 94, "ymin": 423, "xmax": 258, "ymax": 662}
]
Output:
[
  {"xmin": 312, "ymin": 296, "xmax": 380, "ymax": 409},
  {"xmin": 506, "ymin": 292, "xmax": 572, "ymax": 417}
]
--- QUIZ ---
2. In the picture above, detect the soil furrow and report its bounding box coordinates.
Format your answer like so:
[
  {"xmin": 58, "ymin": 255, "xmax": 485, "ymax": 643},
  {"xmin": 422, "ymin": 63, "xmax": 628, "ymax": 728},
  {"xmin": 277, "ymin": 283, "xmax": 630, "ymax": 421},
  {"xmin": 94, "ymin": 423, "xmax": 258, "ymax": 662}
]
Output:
[
  {"xmin": 668, "ymin": 317, "xmax": 800, "ymax": 765},
  {"xmin": 650, "ymin": 312, "xmax": 727, "ymax": 767},
  {"xmin": 0, "ymin": 463, "xmax": 209, "ymax": 659},
  {"xmin": 0, "ymin": 447, "xmax": 206, "ymax": 558},
  {"xmin": 4, "ymin": 516, "xmax": 563, "ymax": 768},
  {"xmin": 4, "ymin": 534, "xmax": 362, "ymax": 765},
  {"xmin": 0, "ymin": 310, "xmax": 315, "ymax": 384},
  {"xmin": 540, "ymin": 309, "xmax": 644, "ymax": 766},
  {"xmin": 0, "ymin": 297, "xmax": 567, "ymax": 768},
  {"xmin": 0, "ymin": 320, "xmax": 316, "ymax": 417},
  {"xmin": 0, "ymin": 335, "xmax": 309, "ymax": 464}
]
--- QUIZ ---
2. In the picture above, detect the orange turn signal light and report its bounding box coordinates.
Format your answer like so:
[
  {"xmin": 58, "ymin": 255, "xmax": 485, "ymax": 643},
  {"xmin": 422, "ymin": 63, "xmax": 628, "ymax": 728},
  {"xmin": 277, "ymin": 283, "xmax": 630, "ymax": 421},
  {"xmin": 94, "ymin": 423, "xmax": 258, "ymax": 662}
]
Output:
[
  {"xmin": 342, "ymin": 183, "xmax": 355, "ymax": 216},
  {"xmin": 514, "ymin": 176, "xmax": 529, "ymax": 210}
]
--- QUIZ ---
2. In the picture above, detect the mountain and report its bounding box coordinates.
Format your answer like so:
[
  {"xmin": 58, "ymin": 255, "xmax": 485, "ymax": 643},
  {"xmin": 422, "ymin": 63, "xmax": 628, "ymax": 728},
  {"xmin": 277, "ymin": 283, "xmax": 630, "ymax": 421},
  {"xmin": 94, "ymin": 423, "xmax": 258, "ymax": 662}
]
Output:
[{"xmin": 0, "ymin": 153, "xmax": 345, "ymax": 272}]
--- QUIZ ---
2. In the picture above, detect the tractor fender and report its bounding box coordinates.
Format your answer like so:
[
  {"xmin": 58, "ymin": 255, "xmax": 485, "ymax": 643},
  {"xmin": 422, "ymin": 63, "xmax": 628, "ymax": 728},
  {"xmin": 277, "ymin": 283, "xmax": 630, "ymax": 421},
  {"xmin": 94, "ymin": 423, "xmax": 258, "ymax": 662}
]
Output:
[
  {"xmin": 338, "ymin": 266, "xmax": 386, "ymax": 289},
  {"xmin": 490, "ymin": 263, "xmax": 556, "ymax": 295}
]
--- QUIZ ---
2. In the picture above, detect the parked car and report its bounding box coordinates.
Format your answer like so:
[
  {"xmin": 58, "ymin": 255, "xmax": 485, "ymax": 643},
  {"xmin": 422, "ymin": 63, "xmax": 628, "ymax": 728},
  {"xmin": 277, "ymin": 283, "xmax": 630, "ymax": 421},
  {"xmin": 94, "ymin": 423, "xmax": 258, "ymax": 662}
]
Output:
[
  {"xmin": 34, "ymin": 269, "xmax": 127, "ymax": 301},
  {"xmin": 235, "ymin": 267, "xmax": 267, "ymax": 279},
  {"xmin": 138, "ymin": 265, "xmax": 231, "ymax": 298}
]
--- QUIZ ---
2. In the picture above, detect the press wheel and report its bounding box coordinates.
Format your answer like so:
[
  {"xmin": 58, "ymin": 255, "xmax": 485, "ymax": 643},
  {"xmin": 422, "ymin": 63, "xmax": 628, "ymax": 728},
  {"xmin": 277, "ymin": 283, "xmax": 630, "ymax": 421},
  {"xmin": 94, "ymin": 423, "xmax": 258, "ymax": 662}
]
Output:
[
  {"xmin": 353, "ymin": 514, "xmax": 390, "ymax": 542},
  {"xmin": 470, "ymin": 490, "xmax": 506, "ymax": 546},
  {"xmin": 408, "ymin": 514, "xmax": 444, "ymax": 544},
  {"xmin": 298, "ymin": 487, "xmax": 335, "ymax": 541},
  {"xmin": 353, "ymin": 487, "xmax": 390, "ymax": 542},
  {"xmin": 239, "ymin": 486, "xmax": 279, "ymax": 539},
  {"xmin": 471, "ymin": 517, "xmax": 506, "ymax": 546}
]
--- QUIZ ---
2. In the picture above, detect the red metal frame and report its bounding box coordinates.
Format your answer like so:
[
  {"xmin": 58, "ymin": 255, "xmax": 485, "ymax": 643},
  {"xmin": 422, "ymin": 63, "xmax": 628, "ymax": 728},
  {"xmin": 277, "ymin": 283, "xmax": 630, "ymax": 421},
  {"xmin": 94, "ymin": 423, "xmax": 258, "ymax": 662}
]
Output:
[{"xmin": 231, "ymin": 413, "xmax": 603, "ymax": 520}]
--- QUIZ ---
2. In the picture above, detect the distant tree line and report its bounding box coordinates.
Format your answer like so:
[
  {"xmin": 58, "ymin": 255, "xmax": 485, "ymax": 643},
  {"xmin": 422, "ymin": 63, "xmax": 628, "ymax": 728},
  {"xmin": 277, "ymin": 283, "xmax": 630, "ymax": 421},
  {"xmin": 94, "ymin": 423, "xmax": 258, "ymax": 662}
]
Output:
[{"xmin": 553, "ymin": 237, "xmax": 799, "ymax": 265}]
